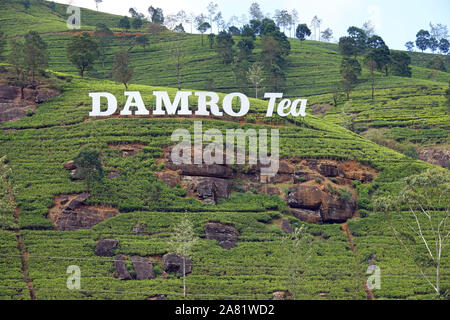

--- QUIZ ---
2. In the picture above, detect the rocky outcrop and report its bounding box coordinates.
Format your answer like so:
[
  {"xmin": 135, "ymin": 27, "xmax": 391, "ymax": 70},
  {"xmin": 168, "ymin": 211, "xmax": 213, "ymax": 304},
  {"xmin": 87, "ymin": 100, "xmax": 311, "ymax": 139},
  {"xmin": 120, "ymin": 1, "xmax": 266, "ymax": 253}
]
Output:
[
  {"xmin": 291, "ymin": 208, "xmax": 323, "ymax": 225},
  {"xmin": 419, "ymin": 147, "xmax": 450, "ymax": 168},
  {"xmin": 288, "ymin": 185, "xmax": 323, "ymax": 210},
  {"xmin": 205, "ymin": 222, "xmax": 239, "ymax": 249},
  {"xmin": 131, "ymin": 256, "xmax": 155, "ymax": 280},
  {"xmin": 162, "ymin": 253, "xmax": 192, "ymax": 275},
  {"xmin": 0, "ymin": 85, "xmax": 59, "ymax": 122},
  {"xmin": 170, "ymin": 163, "xmax": 233, "ymax": 179},
  {"xmin": 147, "ymin": 295, "xmax": 168, "ymax": 300},
  {"xmin": 48, "ymin": 193, "xmax": 120, "ymax": 231},
  {"xmin": 114, "ymin": 255, "xmax": 132, "ymax": 280},
  {"xmin": 319, "ymin": 163, "xmax": 340, "ymax": 177},
  {"xmin": 183, "ymin": 176, "xmax": 232, "ymax": 204},
  {"xmin": 95, "ymin": 239, "xmax": 119, "ymax": 257},
  {"xmin": 156, "ymin": 171, "xmax": 181, "ymax": 188},
  {"xmin": 287, "ymin": 185, "xmax": 356, "ymax": 224}
]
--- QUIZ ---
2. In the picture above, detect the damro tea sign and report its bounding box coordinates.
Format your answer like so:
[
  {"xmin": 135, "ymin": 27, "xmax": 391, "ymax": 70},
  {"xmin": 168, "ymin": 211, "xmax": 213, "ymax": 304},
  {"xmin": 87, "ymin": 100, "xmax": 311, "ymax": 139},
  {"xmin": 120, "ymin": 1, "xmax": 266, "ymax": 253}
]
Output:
[
  {"xmin": 88, "ymin": 91, "xmax": 307, "ymax": 118},
  {"xmin": 88, "ymin": 91, "xmax": 308, "ymax": 177}
]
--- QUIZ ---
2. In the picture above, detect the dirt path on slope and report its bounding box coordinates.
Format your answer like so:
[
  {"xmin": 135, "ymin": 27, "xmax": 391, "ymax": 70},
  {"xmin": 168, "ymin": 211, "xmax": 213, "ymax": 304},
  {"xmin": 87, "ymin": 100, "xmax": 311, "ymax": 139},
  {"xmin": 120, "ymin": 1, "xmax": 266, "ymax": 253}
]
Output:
[
  {"xmin": 342, "ymin": 223, "xmax": 375, "ymax": 300},
  {"xmin": 7, "ymin": 183, "xmax": 37, "ymax": 300}
]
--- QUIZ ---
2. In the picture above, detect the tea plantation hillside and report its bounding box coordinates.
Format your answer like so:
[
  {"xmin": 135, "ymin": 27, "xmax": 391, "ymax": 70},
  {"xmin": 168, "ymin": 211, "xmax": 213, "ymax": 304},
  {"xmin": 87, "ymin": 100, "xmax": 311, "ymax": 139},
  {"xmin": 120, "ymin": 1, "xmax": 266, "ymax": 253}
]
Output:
[
  {"xmin": 0, "ymin": 72, "xmax": 448, "ymax": 300},
  {"xmin": 1, "ymin": 0, "xmax": 449, "ymax": 152}
]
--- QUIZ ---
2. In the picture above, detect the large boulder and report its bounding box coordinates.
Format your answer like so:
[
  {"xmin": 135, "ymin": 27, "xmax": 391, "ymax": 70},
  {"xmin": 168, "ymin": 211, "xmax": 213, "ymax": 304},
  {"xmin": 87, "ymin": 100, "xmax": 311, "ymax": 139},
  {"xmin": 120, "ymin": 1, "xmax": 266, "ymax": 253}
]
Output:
[
  {"xmin": 320, "ymin": 194, "xmax": 356, "ymax": 223},
  {"xmin": 319, "ymin": 163, "xmax": 340, "ymax": 177},
  {"xmin": 0, "ymin": 86, "xmax": 18, "ymax": 101},
  {"xmin": 176, "ymin": 164, "xmax": 233, "ymax": 179},
  {"xmin": 287, "ymin": 185, "xmax": 323, "ymax": 210},
  {"xmin": 185, "ymin": 176, "xmax": 231, "ymax": 201},
  {"xmin": 272, "ymin": 291, "xmax": 292, "ymax": 300},
  {"xmin": 418, "ymin": 147, "xmax": 450, "ymax": 168},
  {"xmin": 63, "ymin": 160, "xmax": 77, "ymax": 171},
  {"xmin": 197, "ymin": 179, "xmax": 218, "ymax": 204},
  {"xmin": 114, "ymin": 255, "xmax": 132, "ymax": 280},
  {"xmin": 131, "ymin": 256, "xmax": 155, "ymax": 280},
  {"xmin": 280, "ymin": 220, "xmax": 293, "ymax": 234},
  {"xmin": 204, "ymin": 222, "xmax": 239, "ymax": 249},
  {"xmin": 278, "ymin": 160, "xmax": 296, "ymax": 174},
  {"xmin": 157, "ymin": 171, "xmax": 181, "ymax": 188},
  {"xmin": 95, "ymin": 239, "xmax": 119, "ymax": 256},
  {"xmin": 162, "ymin": 253, "xmax": 192, "ymax": 275},
  {"xmin": 291, "ymin": 208, "xmax": 323, "ymax": 225},
  {"xmin": 65, "ymin": 192, "xmax": 90, "ymax": 211},
  {"xmin": 56, "ymin": 207, "xmax": 118, "ymax": 231}
]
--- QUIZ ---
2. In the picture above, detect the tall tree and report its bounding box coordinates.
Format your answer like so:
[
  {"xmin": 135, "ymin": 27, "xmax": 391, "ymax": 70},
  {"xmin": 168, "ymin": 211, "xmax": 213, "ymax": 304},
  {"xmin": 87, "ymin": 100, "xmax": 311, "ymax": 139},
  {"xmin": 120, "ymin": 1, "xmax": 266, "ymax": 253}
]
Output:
[
  {"xmin": 249, "ymin": 2, "xmax": 264, "ymax": 21},
  {"xmin": 367, "ymin": 35, "xmax": 390, "ymax": 76},
  {"xmin": 321, "ymin": 28, "xmax": 333, "ymax": 42},
  {"xmin": 131, "ymin": 17, "xmax": 143, "ymax": 29},
  {"xmin": 429, "ymin": 23, "xmax": 449, "ymax": 42},
  {"xmin": 197, "ymin": 22, "xmax": 211, "ymax": 46},
  {"xmin": 118, "ymin": 16, "xmax": 131, "ymax": 32},
  {"xmin": 237, "ymin": 38, "xmax": 254, "ymax": 59},
  {"xmin": 94, "ymin": 23, "xmax": 113, "ymax": 67},
  {"xmin": 296, "ymin": 24, "xmax": 311, "ymax": 45},
  {"xmin": 362, "ymin": 21, "xmax": 375, "ymax": 37},
  {"xmin": 66, "ymin": 32, "xmax": 99, "ymax": 78},
  {"xmin": 112, "ymin": 50, "xmax": 133, "ymax": 90},
  {"xmin": 169, "ymin": 34, "xmax": 186, "ymax": 90},
  {"xmin": 7, "ymin": 40, "xmax": 27, "ymax": 98},
  {"xmin": 347, "ymin": 26, "xmax": 368, "ymax": 55},
  {"xmin": 215, "ymin": 31, "xmax": 235, "ymax": 64},
  {"xmin": 206, "ymin": 2, "xmax": 219, "ymax": 31},
  {"xmin": 208, "ymin": 33, "xmax": 215, "ymax": 49},
  {"xmin": 389, "ymin": 51, "xmax": 412, "ymax": 77},
  {"xmin": 247, "ymin": 62, "xmax": 264, "ymax": 98},
  {"xmin": 374, "ymin": 168, "xmax": 450, "ymax": 297},
  {"xmin": 167, "ymin": 214, "xmax": 198, "ymax": 298},
  {"xmin": 416, "ymin": 30, "xmax": 431, "ymax": 52},
  {"xmin": 310, "ymin": 16, "xmax": 322, "ymax": 41},
  {"xmin": 340, "ymin": 57, "xmax": 361, "ymax": 99},
  {"xmin": 23, "ymin": 31, "xmax": 48, "ymax": 83},
  {"xmin": 290, "ymin": 9, "xmax": 299, "ymax": 38},
  {"xmin": 364, "ymin": 53, "xmax": 377, "ymax": 100},
  {"xmin": 73, "ymin": 148, "xmax": 104, "ymax": 192},
  {"xmin": 439, "ymin": 38, "xmax": 449, "ymax": 55},
  {"xmin": 405, "ymin": 41, "xmax": 415, "ymax": 52},
  {"xmin": 148, "ymin": 6, "xmax": 164, "ymax": 24}
]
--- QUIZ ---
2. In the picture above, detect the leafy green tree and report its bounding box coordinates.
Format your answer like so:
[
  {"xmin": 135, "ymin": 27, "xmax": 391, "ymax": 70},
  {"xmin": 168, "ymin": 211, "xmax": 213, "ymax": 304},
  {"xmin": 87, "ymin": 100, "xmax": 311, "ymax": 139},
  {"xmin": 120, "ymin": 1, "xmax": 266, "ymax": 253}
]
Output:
[
  {"xmin": 241, "ymin": 25, "xmax": 256, "ymax": 40},
  {"xmin": 439, "ymin": 38, "xmax": 449, "ymax": 54},
  {"xmin": 135, "ymin": 35, "xmax": 150, "ymax": 51},
  {"xmin": 237, "ymin": 38, "xmax": 254, "ymax": 59},
  {"xmin": 347, "ymin": 26, "xmax": 368, "ymax": 55},
  {"xmin": 21, "ymin": 0, "xmax": 30, "ymax": 9},
  {"xmin": 7, "ymin": 40, "xmax": 26, "ymax": 98},
  {"xmin": 428, "ymin": 37, "xmax": 439, "ymax": 53},
  {"xmin": 416, "ymin": 30, "xmax": 430, "ymax": 52},
  {"xmin": 374, "ymin": 168, "xmax": 450, "ymax": 297},
  {"xmin": 131, "ymin": 17, "xmax": 143, "ymax": 29},
  {"xmin": 339, "ymin": 36, "xmax": 358, "ymax": 57},
  {"xmin": 112, "ymin": 50, "xmax": 133, "ymax": 90},
  {"xmin": 428, "ymin": 56, "xmax": 446, "ymax": 72},
  {"xmin": 215, "ymin": 31, "xmax": 235, "ymax": 64},
  {"xmin": 364, "ymin": 54, "xmax": 377, "ymax": 100},
  {"xmin": 295, "ymin": 24, "xmax": 311, "ymax": 45},
  {"xmin": 148, "ymin": 6, "xmax": 164, "ymax": 24},
  {"xmin": 340, "ymin": 57, "xmax": 361, "ymax": 99},
  {"xmin": 167, "ymin": 214, "xmax": 198, "ymax": 298},
  {"xmin": 207, "ymin": 33, "xmax": 215, "ymax": 49},
  {"xmin": 118, "ymin": 16, "xmax": 131, "ymax": 32},
  {"xmin": 247, "ymin": 62, "xmax": 264, "ymax": 99},
  {"xmin": 66, "ymin": 32, "xmax": 99, "ymax": 78},
  {"xmin": 228, "ymin": 26, "xmax": 240, "ymax": 36},
  {"xmin": 94, "ymin": 23, "xmax": 113, "ymax": 67},
  {"xmin": 197, "ymin": 22, "xmax": 211, "ymax": 46},
  {"xmin": 405, "ymin": 41, "xmax": 415, "ymax": 52},
  {"xmin": 389, "ymin": 51, "xmax": 412, "ymax": 77},
  {"xmin": 24, "ymin": 31, "xmax": 48, "ymax": 83},
  {"xmin": 73, "ymin": 148, "xmax": 104, "ymax": 192},
  {"xmin": 366, "ymin": 35, "xmax": 390, "ymax": 76},
  {"xmin": 249, "ymin": 19, "xmax": 262, "ymax": 35}
]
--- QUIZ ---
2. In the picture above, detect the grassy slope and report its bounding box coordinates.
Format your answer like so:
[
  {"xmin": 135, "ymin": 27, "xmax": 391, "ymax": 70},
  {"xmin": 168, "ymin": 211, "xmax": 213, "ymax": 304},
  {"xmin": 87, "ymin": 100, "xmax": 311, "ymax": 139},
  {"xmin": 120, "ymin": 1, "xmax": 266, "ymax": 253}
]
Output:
[{"xmin": 0, "ymin": 0, "xmax": 448, "ymax": 300}]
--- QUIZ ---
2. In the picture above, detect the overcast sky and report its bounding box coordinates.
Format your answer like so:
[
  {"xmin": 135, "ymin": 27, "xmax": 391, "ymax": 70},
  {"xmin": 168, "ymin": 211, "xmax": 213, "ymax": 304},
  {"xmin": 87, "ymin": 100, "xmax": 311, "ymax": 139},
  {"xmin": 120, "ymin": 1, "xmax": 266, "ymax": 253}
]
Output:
[{"xmin": 54, "ymin": 0, "xmax": 449, "ymax": 50}]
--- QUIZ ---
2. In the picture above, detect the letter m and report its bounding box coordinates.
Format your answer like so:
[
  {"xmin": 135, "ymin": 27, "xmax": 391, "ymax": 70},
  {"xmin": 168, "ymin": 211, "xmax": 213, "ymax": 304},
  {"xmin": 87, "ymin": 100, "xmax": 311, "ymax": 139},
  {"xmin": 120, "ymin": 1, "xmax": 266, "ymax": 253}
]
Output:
[{"xmin": 153, "ymin": 91, "xmax": 192, "ymax": 115}]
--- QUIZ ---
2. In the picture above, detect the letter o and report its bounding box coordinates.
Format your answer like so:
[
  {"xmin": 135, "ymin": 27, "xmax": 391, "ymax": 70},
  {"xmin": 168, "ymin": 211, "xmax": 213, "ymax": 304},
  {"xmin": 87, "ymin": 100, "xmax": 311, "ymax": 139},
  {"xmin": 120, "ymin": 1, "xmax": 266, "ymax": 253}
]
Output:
[{"xmin": 222, "ymin": 93, "xmax": 249, "ymax": 117}]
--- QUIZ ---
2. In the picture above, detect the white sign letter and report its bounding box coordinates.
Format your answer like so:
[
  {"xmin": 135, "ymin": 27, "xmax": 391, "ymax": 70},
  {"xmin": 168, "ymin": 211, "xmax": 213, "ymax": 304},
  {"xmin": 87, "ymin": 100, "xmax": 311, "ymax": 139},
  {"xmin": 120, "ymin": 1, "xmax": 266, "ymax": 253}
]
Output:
[
  {"xmin": 89, "ymin": 92, "xmax": 117, "ymax": 117},
  {"xmin": 120, "ymin": 91, "xmax": 149, "ymax": 115}
]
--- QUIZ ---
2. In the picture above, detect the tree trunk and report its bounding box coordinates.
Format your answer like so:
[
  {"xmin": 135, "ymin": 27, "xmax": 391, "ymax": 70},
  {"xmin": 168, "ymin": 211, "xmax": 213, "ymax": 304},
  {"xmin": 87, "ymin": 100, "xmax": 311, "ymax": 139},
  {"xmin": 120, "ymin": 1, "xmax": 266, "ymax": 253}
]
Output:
[{"xmin": 183, "ymin": 256, "xmax": 186, "ymax": 298}]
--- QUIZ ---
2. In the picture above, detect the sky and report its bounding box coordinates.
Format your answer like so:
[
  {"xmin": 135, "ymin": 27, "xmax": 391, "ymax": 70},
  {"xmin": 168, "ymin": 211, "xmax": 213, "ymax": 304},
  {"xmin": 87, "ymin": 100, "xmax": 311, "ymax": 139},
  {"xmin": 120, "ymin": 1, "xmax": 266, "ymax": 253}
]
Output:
[{"xmin": 54, "ymin": 0, "xmax": 450, "ymax": 50}]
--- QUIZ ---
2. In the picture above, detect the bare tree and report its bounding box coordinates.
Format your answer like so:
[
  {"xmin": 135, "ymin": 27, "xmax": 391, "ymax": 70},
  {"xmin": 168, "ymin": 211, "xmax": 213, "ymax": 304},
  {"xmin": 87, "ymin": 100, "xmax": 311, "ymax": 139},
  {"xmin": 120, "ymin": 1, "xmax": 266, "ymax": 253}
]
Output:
[
  {"xmin": 167, "ymin": 214, "xmax": 198, "ymax": 298},
  {"xmin": 374, "ymin": 168, "xmax": 450, "ymax": 297},
  {"xmin": 290, "ymin": 9, "xmax": 299, "ymax": 38},
  {"xmin": 169, "ymin": 33, "xmax": 186, "ymax": 90},
  {"xmin": 94, "ymin": 0, "xmax": 102, "ymax": 11},
  {"xmin": 247, "ymin": 62, "xmax": 265, "ymax": 99},
  {"xmin": 363, "ymin": 21, "xmax": 376, "ymax": 37},
  {"xmin": 310, "ymin": 15, "xmax": 322, "ymax": 41},
  {"xmin": 207, "ymin": 2, "xmax": 219, "ymax": 31}
]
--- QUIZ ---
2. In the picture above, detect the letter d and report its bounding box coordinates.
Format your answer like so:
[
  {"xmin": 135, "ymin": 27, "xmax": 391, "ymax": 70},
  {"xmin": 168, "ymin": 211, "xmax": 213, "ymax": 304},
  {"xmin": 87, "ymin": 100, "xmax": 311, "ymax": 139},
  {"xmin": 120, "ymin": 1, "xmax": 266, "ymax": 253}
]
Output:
[{"xmin": 89, "ymin": 92, "xmax": 117, "ymax": 117}]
